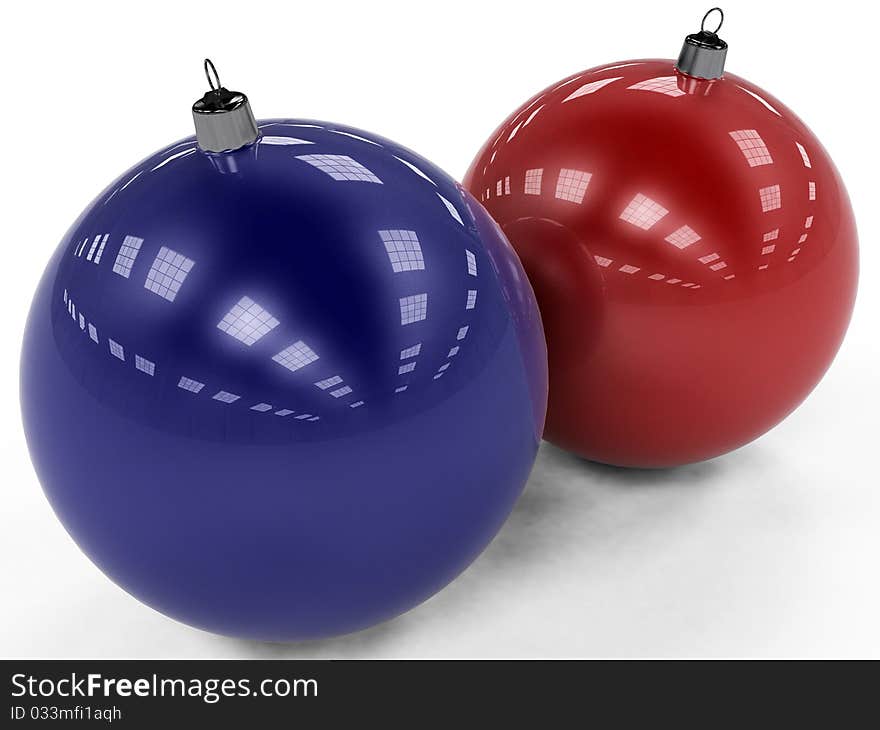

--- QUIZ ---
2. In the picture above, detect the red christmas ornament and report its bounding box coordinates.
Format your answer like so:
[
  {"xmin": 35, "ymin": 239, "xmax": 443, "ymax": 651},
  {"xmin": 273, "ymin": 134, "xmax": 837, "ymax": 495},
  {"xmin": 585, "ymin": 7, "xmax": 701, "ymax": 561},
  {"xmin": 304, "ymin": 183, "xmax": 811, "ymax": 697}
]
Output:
[{"xmin": 464, "ymin": 9, "xmax": 858, "ymax": 467}]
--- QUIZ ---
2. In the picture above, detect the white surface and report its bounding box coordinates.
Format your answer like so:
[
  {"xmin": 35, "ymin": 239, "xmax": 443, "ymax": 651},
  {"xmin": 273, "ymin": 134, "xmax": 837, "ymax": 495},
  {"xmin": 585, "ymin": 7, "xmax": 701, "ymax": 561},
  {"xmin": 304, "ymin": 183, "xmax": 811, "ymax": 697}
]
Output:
[{"xmin": 1, "ymin": 0, "xmax": 878, "ymax": 658}]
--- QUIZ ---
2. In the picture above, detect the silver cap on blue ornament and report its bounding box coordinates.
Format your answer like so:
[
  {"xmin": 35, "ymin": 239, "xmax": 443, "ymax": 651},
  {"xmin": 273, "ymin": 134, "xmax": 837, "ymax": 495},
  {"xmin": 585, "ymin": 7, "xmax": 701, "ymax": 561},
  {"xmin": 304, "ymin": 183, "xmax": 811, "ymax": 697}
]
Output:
[
  {"xmin": 192, "ymin": 59, "xmax": 259, "ymax": 152},
  {"xmin": 676, "ymin": 8, "xmax": 728, "ymax": 80}
]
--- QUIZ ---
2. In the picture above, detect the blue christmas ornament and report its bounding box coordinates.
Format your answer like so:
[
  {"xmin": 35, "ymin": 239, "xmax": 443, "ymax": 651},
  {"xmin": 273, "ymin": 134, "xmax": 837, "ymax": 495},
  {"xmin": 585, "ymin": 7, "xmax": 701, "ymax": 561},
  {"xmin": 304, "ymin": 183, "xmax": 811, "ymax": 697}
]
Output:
[{"xmin": 20, "ymin": 63, "xmax": 547, "ymax": 640}]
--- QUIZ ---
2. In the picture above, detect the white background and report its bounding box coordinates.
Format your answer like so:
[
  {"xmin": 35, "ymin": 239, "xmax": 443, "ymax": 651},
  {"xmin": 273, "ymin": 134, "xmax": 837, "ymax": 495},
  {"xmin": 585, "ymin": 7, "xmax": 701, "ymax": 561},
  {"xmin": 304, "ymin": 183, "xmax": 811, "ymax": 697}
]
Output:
[{"xmin": 1, "ymin": 0, "xmax": 877, "ymax": 658}]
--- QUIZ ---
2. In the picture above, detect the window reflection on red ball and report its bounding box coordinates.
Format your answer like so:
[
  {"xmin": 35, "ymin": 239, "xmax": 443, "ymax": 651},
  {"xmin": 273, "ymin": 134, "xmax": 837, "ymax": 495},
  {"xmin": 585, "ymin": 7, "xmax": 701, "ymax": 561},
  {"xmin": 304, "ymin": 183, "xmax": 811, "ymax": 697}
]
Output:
[{"xmin": 465, "ymin": 61, "xmax": 857, "ymax": 467}]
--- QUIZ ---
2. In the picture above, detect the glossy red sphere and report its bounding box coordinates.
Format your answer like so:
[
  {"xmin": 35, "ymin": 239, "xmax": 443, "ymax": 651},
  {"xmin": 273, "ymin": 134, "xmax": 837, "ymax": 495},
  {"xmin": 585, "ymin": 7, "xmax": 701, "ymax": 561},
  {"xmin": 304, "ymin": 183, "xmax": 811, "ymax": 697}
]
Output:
[{"xmin": 464, "ymin": 60, "xmax": 858, "ymax": 467}]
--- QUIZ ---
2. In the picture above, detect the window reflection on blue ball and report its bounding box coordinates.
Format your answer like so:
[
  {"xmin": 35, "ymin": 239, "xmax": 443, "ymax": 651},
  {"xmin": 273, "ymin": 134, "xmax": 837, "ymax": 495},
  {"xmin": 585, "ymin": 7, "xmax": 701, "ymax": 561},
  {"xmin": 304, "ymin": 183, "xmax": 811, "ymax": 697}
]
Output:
[{"xmin": 21, "ymin": 121, "xmax": 548, "ymax": 640}]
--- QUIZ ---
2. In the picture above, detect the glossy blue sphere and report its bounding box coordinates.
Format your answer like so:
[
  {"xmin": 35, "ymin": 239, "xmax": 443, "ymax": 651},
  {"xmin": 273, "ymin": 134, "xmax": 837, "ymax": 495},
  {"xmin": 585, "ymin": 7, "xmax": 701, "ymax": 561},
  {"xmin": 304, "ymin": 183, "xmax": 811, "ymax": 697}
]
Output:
[{"xmin": 21, "ymin": 121, "xmax": 547, "ymax": 640}]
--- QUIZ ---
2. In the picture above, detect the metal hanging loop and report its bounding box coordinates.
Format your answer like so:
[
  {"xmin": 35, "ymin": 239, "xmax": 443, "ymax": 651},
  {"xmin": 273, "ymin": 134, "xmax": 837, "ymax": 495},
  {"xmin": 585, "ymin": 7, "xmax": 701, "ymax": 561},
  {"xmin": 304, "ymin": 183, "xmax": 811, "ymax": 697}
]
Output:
[
  {"xmin": 701, "ymin": 7, "xmax": 724, "ymax": 35},
  {"xmin": 204, "ymin": 59, "xmax": 222, "ymax": 91}
]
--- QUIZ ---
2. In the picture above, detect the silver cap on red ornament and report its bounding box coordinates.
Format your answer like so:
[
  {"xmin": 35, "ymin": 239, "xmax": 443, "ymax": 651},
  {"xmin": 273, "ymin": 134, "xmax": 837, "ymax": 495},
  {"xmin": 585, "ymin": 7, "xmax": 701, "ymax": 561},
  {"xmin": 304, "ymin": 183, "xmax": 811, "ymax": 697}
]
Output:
[
  {"xmin": 676, "ymin": 8, "xmax": 728, "ymax": 80},
  {"xmin": 192, "ymin": 59, "xmax": 259, "ymax": 152}
]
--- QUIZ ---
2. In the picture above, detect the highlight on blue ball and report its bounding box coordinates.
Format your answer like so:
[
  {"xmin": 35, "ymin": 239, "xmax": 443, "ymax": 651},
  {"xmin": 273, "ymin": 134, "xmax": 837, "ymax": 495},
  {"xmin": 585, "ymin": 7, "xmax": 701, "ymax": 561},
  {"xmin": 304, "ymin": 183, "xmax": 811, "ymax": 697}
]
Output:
[{"xmin": 21, "ymin": 121, "xmax": 548, "ymax": 640}]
